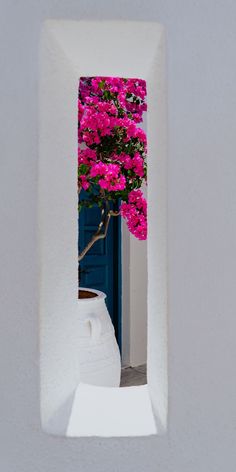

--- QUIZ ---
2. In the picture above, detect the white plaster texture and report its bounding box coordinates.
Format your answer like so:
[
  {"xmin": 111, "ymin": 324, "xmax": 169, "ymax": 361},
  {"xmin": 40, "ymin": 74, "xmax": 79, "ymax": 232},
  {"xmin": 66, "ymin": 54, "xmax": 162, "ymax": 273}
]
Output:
[
  {"xmin": 1, "ymin": 1, "xmax": 236, "ymax": 471},
  {"xmin": 122, "ymin": 191, "xmax": 148, "ymax": 369},
  {"xmin": 129, "ymin": 233, "xmax": 148, "ymax": 367},
  {"xmin": 67, "ymin": 383, "xmax": 157, "ymax": 437},
  {"xmin": 123, "ymin": 118, "xmax": 148, "ymax": 369},
  {"xmin": 39, "ymin": 20, "xmax": 167, "ymax": 435}
]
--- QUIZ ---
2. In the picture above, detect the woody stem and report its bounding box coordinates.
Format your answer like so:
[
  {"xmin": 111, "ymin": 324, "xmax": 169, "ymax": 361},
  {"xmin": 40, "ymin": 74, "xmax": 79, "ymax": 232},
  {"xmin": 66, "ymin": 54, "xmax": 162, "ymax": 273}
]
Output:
[{"xmin": 78, "ymin": 204, "xmax": 120, "ymax": 262}]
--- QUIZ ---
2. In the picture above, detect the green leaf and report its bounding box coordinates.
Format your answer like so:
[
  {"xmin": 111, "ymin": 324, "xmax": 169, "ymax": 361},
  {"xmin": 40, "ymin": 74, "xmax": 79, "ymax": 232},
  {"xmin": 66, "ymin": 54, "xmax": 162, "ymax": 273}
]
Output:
[
  {"xmin": 78, "ymin": 164, "xmax": 89, "ymax": 176},
  {"xmin": 99, "ymin": 80, "xmax": 105, "ymax": 89}
]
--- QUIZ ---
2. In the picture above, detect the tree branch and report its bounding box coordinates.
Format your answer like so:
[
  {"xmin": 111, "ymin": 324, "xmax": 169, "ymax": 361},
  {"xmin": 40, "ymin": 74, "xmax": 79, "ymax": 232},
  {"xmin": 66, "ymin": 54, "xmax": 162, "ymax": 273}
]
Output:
[{"xmin": 78, "ymin": 205, "xmax": 120, "ymax": 262}]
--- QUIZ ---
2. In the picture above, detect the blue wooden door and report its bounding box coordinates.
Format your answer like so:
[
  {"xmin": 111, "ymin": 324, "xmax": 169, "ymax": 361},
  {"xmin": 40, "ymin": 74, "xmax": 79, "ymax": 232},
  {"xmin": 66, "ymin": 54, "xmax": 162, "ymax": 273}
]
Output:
[{"xmin": 78, "ymin": 193, "xmax": 122, "ymax": 349}]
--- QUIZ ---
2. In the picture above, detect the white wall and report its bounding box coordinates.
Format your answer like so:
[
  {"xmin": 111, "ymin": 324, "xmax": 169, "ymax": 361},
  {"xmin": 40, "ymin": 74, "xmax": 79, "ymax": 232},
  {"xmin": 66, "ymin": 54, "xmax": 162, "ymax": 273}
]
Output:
[
  {"xmin": 1, "ymin": 1, "xmax": 236, "ymax": 471},
  {"xmin": 129, "ymin": 233, "xmax": 147, "ymax": 366},
  {"xmin": 123, "ymin": 119, "xmax": 148, "ymax": 368},
  {"xmin": 38, "ymin": 19, "xmax": 165, "ymax": 434},
  {"xmin": 122, "ymin": 201, "xmax": 148, "ymax": 368}
]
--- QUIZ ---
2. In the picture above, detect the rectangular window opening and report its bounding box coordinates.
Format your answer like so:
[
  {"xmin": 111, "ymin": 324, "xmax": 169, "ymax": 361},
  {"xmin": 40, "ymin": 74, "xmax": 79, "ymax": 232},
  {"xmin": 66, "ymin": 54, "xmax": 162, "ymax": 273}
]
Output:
[{"xmin": 39, "ymin": 20, "xmax": 168, "ymax": 438}]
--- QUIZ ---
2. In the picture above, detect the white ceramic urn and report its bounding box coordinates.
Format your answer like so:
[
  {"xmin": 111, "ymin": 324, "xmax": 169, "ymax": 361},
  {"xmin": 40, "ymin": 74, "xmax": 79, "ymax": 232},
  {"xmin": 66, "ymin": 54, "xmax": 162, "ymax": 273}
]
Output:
[{"xmin": 78, "ymin": 288, "xmax": 121, "ymax": 387}]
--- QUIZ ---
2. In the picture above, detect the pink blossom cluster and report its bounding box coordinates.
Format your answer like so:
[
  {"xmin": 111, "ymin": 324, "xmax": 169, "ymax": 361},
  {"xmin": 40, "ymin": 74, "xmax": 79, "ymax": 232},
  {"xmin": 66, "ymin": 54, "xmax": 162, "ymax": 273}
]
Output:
[
  {"xmin": 79, "ymin": 103, "xmax": 118, "ymax": 146},
  {"xmin": 116, "ymin": 152, "xmax": 145, "ymax": 178},
  {"xmin": 78, "ymin": 148, "xmax": 97, "ymax": 165},
  {"xmin": 120, "ymin": 190, "xmax": 147, "ymax": 240},
  {"xmin": 90, "ymin": 162, "xmax": 126, "ymax": 191},
  {"xmin": 79, "ymin": 109, "xmax": 147, "ymax": 149},
  {"xmin": 79, "ymin": 76, "xmax": 147, "ymax": 123},
  {"xmin": 79, "ymin": 174, "xmax": 90, "ymax": 191},
  {"xmin": 78, "ymin": 76, "xmax": 148, "ymax": 240},
  {"xmin": 78, "ymin": 161, "xmax": 127, "ymax": 192}
]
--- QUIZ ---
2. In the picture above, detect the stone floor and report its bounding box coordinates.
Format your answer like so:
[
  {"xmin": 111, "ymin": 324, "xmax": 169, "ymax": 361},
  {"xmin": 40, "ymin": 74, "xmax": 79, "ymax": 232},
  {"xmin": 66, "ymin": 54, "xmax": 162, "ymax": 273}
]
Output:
[{"xmin": 120, "ymin": 364, "xmax": 147, "ymax": 387}]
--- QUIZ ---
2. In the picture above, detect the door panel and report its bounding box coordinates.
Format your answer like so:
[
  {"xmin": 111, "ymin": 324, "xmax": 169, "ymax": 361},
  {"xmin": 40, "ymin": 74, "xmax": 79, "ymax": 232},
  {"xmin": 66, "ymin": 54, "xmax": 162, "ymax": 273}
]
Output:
[{"xmin": 78, "ymin": 191, "xmax": 121, "ymax": 348}]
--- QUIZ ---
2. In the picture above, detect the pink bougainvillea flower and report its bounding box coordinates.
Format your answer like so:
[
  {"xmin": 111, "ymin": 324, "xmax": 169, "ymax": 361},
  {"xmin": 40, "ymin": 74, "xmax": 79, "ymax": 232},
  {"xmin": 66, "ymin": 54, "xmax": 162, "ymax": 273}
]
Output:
[
  {"xmin": 79, "ymin": 174, "xmax": 90, "ymax": 191},
  {"xmin": 78, "ymin": 148, "xmax": 97, "ymax": 165},
  {"xmin": 120, "ymin": 189, "xmax": 147, "ymax": 240},
  {"xmin": 78, "ymin": 76, "xmax": 148, "ymax": 240},
  {"xmin": 90, "ymin": 162, "xmax": 126, "ymax": 192}
]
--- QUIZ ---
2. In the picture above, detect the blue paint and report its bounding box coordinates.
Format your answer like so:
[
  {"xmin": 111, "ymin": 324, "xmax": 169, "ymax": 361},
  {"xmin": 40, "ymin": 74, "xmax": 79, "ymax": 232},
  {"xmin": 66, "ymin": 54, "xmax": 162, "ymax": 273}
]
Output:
[{"xmin": 79, "ymin": 191, "xmax": 122, "ymax": 351}]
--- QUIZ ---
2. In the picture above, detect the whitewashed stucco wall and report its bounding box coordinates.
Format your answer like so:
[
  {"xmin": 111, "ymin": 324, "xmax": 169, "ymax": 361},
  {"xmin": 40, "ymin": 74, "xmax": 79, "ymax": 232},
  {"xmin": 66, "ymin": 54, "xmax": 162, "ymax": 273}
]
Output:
[{"xmin": 1, "ymin": 1, "xmax": 236, "ymax": 471}]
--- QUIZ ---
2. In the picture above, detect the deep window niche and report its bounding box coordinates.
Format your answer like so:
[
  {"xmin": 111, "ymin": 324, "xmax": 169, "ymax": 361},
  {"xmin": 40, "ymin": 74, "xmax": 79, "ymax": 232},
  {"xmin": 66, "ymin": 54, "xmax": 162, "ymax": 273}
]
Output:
[{"xmin": 39, "ymin": 20, "xmax": 167, "ymax": 437}]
